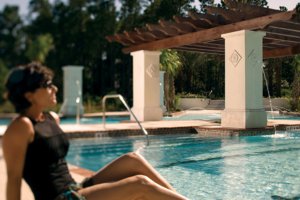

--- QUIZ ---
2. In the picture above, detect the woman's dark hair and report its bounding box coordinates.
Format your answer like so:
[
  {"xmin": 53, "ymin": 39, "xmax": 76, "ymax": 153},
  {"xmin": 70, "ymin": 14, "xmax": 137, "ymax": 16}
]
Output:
[{"xmin": 5, "ymin": 62, "xmax": 54, "ymax": 113}]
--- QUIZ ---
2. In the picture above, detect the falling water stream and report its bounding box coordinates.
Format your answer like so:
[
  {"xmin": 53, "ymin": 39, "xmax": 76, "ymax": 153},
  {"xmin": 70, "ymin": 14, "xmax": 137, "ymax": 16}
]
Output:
[
  {"xmin": 261, "ymin": 63, "xmax": 278, "ymax": 135},
  {"xmin": 75, "ymin": 80, "xmax": 81, "ymax": 125}
]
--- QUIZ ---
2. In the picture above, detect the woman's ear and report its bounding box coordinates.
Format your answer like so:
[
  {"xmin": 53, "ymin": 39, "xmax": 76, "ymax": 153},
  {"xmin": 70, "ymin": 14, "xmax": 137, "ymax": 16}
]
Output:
[{"xmin": 24, "ymin": 92, "xmax": 33, "ymax": 103}]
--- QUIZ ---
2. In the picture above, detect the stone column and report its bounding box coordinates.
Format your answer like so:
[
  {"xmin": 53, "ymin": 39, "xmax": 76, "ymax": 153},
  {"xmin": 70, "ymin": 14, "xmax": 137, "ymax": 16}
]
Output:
[
  {"xmin": 221, "ymin": 30, "xmax": 267, "ymax": 128},
  {"xmin": 130, "ymin": 50, "xmax": 163, "ymax": 121},
  {"xmin": 60, "ymin": 66, "xmax": 84, "ymax": 117}
]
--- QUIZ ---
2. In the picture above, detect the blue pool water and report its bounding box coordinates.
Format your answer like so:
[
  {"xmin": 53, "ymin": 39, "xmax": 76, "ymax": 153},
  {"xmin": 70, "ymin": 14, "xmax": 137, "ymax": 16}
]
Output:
[
  {"xmin": 0, "ymin": 113, "xmax": 299, "ymax": 126},
  {"xmin": 60, "ymin": 116, "xmax": 130, "ymax": 124},
  {"xmin": 66, "ymin": 131, "xmax": 300, "ymax": 200},
  {"xmin": 0, "ymin": 118, "xmax": 12, "ymax": 126},
  {"xmin": 0, "ymin": 116, "xmax": 130, "ymax": 126}
]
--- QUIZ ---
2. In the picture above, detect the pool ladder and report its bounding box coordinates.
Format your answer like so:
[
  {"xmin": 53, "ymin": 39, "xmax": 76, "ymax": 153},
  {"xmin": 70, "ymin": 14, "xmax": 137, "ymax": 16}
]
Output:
[{"xmin": 102, "ymin": 94, "xmax": 149, "ymax": 145}]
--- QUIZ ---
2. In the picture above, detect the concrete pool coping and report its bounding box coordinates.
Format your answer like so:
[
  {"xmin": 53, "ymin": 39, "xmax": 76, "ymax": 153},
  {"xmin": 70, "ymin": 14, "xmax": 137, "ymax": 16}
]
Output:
[
  {"xmin": 0, "ymin": 110, "xmax": 300, "ymax": 199},
  {"xmin": 1, "ymin": 109, "xmax": 299, "ymax": 137},
  {"xmin": 58, "ymin": 119, "xmax": 300, "ymax": 138}
]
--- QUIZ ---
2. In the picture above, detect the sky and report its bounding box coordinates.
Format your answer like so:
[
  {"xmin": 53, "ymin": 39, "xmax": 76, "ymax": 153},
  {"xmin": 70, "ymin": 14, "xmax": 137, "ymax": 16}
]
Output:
[{"xmin": 0, "ymin": 0, "xmax": 299, "ymax": 17}]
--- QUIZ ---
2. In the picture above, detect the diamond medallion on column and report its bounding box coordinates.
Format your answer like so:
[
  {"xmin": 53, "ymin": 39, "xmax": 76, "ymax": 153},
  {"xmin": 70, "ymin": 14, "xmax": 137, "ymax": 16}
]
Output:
[
  {"xmin": 230, "ymin": 50, "xmax": 242, "ymax": 67},
  {"xmin": 247, "ymin": 49, "xmax": 261, "ymax": 68},
  {"xmin": 146, "ymin": 63, "xmax": 159, "ymax": 78}
]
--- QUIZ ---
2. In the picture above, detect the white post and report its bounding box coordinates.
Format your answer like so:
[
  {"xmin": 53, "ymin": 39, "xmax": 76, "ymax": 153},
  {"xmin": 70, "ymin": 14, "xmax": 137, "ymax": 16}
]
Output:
[
  {"xmin": 221, "ymin": 30, "xmax": 267, "ymax": 128},
  {"xmin": 130, "ymin": 50, "xmax": 163, "ymax": 121},
  {"xmin": 60, "ymin": 66, "xmax": 84, "ymax": 117},
  {"xmin": 160, "ymin": 71, "xmax": 167, "ymax": 113}
]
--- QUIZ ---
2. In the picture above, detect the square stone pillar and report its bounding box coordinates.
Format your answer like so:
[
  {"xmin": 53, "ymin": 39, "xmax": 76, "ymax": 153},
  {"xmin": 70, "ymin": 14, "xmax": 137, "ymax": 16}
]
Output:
[
  {"xmin": 130, "ymin": 50, "xmax": 163, "ymax": 121},
  {"xmin": 221, "ymin": 30, "xmax": 267, "ymax": 128},
  {"xmin": 60, "ymin": 66, "xmax": 84, "ymax": 117}
]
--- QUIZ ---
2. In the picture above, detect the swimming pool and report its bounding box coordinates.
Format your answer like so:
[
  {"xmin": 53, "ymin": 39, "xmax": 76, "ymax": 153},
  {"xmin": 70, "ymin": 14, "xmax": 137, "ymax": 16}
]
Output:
[
  {"xmin": 66, "ymin": 131, "xmax": 300, "ymax": 199},
  {"xmin": 0, "ymin": 112, "xmax": 298, "ymax": 126}
]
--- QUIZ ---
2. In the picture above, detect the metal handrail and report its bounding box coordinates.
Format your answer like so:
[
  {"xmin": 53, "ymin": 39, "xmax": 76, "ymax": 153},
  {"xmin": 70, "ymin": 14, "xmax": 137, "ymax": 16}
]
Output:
[{"xmin": 102, "ymin": 94, "xmax": 149, "ymax": 145}]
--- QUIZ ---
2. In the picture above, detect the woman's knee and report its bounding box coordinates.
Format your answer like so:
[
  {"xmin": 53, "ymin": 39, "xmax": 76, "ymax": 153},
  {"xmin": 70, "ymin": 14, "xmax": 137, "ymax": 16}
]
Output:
[
  {"xmin": 121, "ymin": 152, "xmax": 145, "ymax": 165},
  {"xmin": 122, "ymin": 152, "xmax": 142, "ymax": 160},
  {"xmin": 132, "ymin": 175, "xmax": 156, "ymax": 189}
]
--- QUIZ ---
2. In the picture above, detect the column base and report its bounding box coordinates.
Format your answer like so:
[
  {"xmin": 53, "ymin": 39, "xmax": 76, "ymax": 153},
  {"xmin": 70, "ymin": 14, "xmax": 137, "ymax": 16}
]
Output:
[
  {"xmin": 160, "ymin": 105, "xmax": 167, "ymax": 113},
  {"xmin": 59, "ymin": 104, "xmax": 84, "ymax": 117},
  {"xmin": 131, "ymin": 106, "xmax": 163, "ymax": 121},
  {"xmin": 221, "ymin": 108, "xmax": 267, "ymax": 128}
]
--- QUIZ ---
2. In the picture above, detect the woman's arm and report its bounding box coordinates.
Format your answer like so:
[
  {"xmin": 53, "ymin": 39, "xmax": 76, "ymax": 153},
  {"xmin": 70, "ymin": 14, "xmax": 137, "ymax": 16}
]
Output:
[{"xmin": 2, "ymin": 117, "xmax": 34, "ymax": 200}]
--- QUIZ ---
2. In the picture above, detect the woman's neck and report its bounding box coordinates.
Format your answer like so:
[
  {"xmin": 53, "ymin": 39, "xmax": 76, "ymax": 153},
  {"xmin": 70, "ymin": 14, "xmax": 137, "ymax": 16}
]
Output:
[{"xmin": 23, "ymin": 108, "xmax": 45, "ymax": 122}]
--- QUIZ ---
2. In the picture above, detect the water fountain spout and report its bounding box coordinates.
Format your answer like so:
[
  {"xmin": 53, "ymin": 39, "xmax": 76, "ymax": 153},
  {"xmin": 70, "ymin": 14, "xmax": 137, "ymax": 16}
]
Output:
[
  {"xmin": 261, "ymin": 62, "xmax": 277, "ymax": 134},
  {"xmin": 75, "ymin": 80, "xmax": 82, "ymax": 125},
  {"xmin": 76, "ymin": 97, "xmax": 81, "ymax": 125}
]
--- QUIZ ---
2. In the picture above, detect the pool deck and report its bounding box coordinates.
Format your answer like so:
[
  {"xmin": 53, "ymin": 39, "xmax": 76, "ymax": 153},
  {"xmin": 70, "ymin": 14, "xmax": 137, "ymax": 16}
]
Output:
[{"xmin": 0, "ymin": 110, "xmax": 300, "ymax": 199}]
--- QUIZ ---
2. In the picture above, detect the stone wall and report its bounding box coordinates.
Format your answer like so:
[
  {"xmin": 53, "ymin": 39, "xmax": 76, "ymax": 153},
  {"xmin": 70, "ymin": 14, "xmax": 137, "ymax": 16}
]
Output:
[
  {"xmin": 179, "ymin": 98, "xmax": 210, "ymax": 110},
  {"xmin": 179, "ymin": 98, "xmax": 290, "ymax": 111}
]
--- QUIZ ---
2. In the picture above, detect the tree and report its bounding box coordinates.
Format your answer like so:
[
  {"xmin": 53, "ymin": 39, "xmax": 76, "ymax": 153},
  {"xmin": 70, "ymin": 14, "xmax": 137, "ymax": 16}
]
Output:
[
  {"xmin": 235, "ymin": 0, "xmax": 268, "ymax": 7},
  {"xmin": 142, "ymin": 0, "xmax": 194, "ymax": 23},
  {"xmin": 0, "ymin": 5, "xmax": 24, "ymax": 68},
  {"xmin": 175, "ymin": 52, "xmax": 224, "ymax": 98},
  {"xmin": 25, "ymin": 33, "xmax": 53, "ymax": 63},
  {"xmin": 118, "ymin": 0, "xmax": 147, "ymax": 30},
  {"xmin": 0, "ymin": 60, "xmax": 9, "ymax": 103},
  {"xmin": 291, "ymin": 55, "xmax": 300, "ymax": 111},
  {"xmin": 26, "ymin": 0, "xmax": 54, "ymax": 36},
  {"xmin": 40, "ymin": 1, "xmax": 114, "ymax": 97},
  {"xmin": 160, "ymin": 49, "xmax": 183, "ymax": 111}
]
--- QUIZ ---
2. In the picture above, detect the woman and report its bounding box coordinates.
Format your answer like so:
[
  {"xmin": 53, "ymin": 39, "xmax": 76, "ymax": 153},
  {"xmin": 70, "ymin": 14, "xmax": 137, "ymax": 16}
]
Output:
[{"xmin": 2, "ymin": 62, "xmax": 188, "ymax": 200}]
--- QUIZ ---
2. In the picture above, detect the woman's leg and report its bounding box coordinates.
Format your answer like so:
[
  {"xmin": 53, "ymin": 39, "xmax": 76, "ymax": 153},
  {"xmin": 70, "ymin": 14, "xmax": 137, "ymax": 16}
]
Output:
[
  {"xmin": 86, "ymin": 152, "xmax": 175, "ymax": 191},
  {"xmin": 79, "ymin": 175, "xmax": 187, "ymax": 200}
]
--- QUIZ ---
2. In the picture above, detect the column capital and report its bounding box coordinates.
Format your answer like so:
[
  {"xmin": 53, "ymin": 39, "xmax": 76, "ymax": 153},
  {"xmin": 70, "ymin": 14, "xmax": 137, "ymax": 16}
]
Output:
[
  {"xmin": 63, "ymin": 65, "xmax": 84, "ymax": 71},
  {"xmin": 130, "ymin": 50, "xmax": 161, "ymax": 57},
  {"xmin": 221, "ymin": 30, "xmax": 266, "ymax": 39}
]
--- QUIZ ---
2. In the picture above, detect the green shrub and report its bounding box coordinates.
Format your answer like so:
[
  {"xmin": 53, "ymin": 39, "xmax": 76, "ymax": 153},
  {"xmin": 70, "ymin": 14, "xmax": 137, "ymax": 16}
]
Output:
[
  {"xmin": 0, "ymin": 101, "xmax": 15, "ymax": 113},
  {"xmin": 177, "ymin": 92, "xmax": 206, "ymax": 98}
]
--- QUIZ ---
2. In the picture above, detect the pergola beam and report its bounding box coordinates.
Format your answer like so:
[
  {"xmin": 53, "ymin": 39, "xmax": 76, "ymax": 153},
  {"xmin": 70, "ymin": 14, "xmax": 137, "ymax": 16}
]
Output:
[
  {"xmin": 123, "ymin": 10, "xmax": 295, "ymax": 53},
  {"xmin": 263, "ymin": 45, "xmax": 300, "ymax": 58}
]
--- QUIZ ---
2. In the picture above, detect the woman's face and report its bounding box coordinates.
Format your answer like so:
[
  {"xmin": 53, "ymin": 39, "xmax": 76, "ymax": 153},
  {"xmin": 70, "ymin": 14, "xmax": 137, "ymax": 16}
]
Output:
[{"xmin": 26, "ymin": 80, "xmax": 58, "ymax": 109}]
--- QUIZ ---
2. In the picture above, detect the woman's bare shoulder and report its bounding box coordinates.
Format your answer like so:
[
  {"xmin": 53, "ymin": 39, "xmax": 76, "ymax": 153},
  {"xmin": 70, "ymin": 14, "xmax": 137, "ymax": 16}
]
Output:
[
  {"xmin": 3, "ymin": 116, "xmax": 34, "ymax": 142},
  {"xmin": 48, "ymin": 111, "xmax": 60, "ymax": 124}
]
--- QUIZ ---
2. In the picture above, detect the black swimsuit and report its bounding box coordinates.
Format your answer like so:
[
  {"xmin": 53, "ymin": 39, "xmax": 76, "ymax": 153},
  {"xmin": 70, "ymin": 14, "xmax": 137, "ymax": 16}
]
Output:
[{"xmin": 23, "ymin": 112, "xmax": 82, "ymax": 200}]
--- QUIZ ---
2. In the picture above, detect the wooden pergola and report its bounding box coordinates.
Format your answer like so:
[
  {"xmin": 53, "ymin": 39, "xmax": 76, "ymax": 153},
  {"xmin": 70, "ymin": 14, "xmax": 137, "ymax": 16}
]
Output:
[
  {"xmin": 106, "ymin": 0, "xmax": 300, "ymax": 59},
  {"xmin": 106, "ymin": 0, "xmax": 300, "ymax": 127}
]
